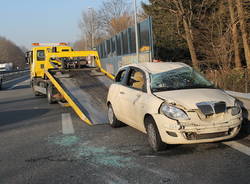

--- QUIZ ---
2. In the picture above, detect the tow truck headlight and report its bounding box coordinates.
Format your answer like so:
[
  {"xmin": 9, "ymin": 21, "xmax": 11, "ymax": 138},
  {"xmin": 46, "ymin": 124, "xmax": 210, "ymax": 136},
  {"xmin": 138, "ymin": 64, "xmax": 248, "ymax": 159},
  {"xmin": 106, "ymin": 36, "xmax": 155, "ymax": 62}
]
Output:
[
  {"xmin": 231, "ymin": 101, "xmax": 241, "ymax": 116},
  {"xmin": 160, "ymin": 103, "xmax": 189, "ymax": 121}
]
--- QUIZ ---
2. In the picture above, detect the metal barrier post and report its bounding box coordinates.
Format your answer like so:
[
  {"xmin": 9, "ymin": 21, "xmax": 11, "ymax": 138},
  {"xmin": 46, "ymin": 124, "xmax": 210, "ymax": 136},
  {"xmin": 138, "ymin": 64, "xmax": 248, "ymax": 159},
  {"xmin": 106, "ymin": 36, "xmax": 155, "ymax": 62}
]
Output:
[{"xmin": 133, "ymin": 0, "xmax": 139, "ymax": 63}]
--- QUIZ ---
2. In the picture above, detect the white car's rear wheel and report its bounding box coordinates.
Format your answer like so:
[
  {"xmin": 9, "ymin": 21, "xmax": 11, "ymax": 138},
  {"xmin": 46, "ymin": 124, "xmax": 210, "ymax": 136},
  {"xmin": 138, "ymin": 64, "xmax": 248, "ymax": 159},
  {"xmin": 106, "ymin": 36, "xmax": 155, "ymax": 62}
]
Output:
[
  {"xmin": 108, "ymin": 104, "xmax": 123, "ymax": 128},
  {"xmin": 145, "ymin": 118, "xmax": 167, "ymax": 152}
]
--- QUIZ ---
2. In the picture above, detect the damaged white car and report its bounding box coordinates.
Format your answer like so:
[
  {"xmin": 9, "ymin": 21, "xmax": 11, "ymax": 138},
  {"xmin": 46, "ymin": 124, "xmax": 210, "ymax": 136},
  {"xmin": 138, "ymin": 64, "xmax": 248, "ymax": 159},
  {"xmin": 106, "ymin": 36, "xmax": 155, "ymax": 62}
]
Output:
[{"xmin": 107, "ymin": 62, "xmax": 242, "ymax": 151}]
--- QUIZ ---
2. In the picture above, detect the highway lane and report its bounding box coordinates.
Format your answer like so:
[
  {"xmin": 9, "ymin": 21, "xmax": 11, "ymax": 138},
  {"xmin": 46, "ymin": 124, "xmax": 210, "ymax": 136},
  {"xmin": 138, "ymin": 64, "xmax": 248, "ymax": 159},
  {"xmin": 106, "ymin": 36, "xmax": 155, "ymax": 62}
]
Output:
[{"xmin": 0, "ymin": 77, "xmax": 249, "ymax": 184}]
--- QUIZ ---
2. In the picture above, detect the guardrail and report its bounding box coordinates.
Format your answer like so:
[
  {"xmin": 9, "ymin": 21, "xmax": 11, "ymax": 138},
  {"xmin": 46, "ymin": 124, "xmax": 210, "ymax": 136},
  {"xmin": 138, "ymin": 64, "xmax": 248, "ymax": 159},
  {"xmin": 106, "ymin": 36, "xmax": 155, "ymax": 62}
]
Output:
[
  {"xmin": 1, "ymin": 69, "xmax": 29, "ymax": 83},
  {"xmin": 226, "ymin": 91, "xmax": 250, "ymax": 121},
  {"xmin": 0, "ymin": 69, "xmax": 29, "ymax": 75}
]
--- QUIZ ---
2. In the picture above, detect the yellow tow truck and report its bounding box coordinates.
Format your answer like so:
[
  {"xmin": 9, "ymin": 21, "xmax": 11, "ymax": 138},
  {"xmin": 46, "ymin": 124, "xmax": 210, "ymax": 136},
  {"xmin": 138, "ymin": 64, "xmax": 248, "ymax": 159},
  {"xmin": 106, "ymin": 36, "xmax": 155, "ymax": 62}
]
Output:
[
  {"xmin": 26, "ymin": 43, "xmax": 114, "ymax": 125},
  {"xmin": 26, "ymin": 43, "xmax": 73, "ymax": 97}
]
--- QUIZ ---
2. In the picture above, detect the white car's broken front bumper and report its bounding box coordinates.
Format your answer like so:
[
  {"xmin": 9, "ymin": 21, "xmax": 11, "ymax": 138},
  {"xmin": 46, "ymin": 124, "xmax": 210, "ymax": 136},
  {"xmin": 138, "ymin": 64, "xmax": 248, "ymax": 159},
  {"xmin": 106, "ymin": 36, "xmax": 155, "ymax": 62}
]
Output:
[{"xmin": 153, "ymin": 113, "xmax": 242, "ymax": 144}]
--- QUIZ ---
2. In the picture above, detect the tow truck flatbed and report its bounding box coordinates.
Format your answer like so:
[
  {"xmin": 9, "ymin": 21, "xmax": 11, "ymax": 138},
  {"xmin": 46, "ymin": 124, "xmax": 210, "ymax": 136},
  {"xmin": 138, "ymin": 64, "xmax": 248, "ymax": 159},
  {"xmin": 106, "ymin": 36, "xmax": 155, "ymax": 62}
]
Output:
[{"xmin": 27, "ymin": 44, "xmax": 114, "ymax": 125}]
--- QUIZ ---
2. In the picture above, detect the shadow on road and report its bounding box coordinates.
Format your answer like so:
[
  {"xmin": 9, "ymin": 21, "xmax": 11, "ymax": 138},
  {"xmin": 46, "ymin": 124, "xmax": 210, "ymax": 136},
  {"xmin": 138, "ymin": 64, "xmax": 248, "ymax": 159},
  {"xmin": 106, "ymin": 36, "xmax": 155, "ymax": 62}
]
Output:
[
  {"xmin": 1, "ymin": 84, "xmax": 30, "ymax": 91},
  {"xmin": 0, "ymin": 108, "xmax": 49, "ymax": 127},
  {"xmin": 136, "ymin": 142, "xmax": 228, "ymax": 158},
  {"xmin": 0, "ymin": 96, "xmax": 43, "ymax": 106}
]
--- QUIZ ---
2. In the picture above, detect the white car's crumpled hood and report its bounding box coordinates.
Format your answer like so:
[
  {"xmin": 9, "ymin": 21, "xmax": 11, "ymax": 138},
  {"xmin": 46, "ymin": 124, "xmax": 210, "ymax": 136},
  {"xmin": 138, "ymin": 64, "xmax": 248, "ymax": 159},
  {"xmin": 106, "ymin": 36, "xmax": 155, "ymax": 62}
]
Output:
[{"xmin": 154, "ymin": 89, "xmax": 235, "ymax": 110}]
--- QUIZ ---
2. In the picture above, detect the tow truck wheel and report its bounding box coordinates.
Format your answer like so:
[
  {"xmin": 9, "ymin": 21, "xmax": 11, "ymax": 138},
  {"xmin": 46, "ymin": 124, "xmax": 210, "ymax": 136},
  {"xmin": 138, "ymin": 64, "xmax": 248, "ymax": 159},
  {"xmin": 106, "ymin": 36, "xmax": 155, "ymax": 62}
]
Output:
[
  {"xmin": 108, "ymin": 104, "xmax": 124, "ymax": 128},
  {"xmin": 145, "ymin": 117, "xmax": 167, "ymax": 152},
  {"xmin": 47, "ymin": 84, "xmax": 56, "ymax": 104}
]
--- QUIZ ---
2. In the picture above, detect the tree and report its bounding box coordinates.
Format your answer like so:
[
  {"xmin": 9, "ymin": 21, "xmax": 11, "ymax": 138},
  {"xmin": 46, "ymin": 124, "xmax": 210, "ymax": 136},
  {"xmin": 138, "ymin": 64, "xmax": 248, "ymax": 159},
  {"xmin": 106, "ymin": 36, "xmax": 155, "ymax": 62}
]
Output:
[
  {"xmin": 77, "ymin": 0, "xmax": 133, "ymax": 49},
  {"xmin": 108, "ymin": 13, "xmax": 133, "ymax": 36},
  {"xmin": 143, "ymin": 0, "xmax": 202, "ymax": 68},
  {"xmin": 0, "ymin": 36, "xmax": 26, "ymax": 69},
  {"xmin": 142, "ymin": 0, "xmax": 249, "ymax": 69},
  {"xmin": 79, "ymin": 8, "xmax": 103, "ymax": 49},
  {"xmin": 196, "ymin": 0, "xmax": 234, "ymax": 69},
  {"xmin": 228, "ymin": 0, "xmax": 241, "ymax": 68},
  {"xmin": 142, "ymin": 1, "xmax": 188, "ymax": 61},
  {"xmin": 172, "ymin": 0, "xmax": 199, "ymax": 69},
  {"xmin": 137, "ymin": 6, "xmax": 148, "ymax": 22},
  {"xmin": 99, "ymin": 0, "xmax": 133, "ymax": 36},
  {"xmin": 73, "ymin": 38, "xmax": 88, "ymax": 51},
  {"xmin": 236, "ymin": 0, "xmax": 250, "ymax": 67}
]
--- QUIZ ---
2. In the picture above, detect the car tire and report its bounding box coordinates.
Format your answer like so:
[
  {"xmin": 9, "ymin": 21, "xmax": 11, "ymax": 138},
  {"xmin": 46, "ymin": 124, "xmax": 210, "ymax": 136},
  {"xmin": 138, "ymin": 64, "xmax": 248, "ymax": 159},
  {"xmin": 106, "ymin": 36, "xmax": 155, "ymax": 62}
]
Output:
[
  {"xmin": 0, "ymin": 79, "xmax": 2, "ymax": 89},
  {"xmin": 108, "ymin": 104, "xmax": 124, "ymax": 128},
  {"xmin": 145, "ymin": 117, "xmax": 167, "ymax": 152},
  {"xmin": 47, "ymin": 84, "xmax": 56, "ymax": 104}
]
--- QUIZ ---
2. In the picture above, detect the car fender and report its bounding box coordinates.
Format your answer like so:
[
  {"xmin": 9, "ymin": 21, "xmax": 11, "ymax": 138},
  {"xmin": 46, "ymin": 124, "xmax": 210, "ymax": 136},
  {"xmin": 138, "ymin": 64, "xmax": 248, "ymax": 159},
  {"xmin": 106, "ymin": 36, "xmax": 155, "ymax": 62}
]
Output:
[{"xmin": 141, "ymin": 94, "xmax": 164, "ymax": 132}]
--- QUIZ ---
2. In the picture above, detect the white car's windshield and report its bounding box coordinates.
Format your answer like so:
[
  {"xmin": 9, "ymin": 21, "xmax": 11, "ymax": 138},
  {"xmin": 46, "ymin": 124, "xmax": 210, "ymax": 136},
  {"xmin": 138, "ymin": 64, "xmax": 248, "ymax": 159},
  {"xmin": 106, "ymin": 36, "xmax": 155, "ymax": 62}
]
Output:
[{"xmin": 151, "ymin": 67, "xmax": 214, "ymax": 92}]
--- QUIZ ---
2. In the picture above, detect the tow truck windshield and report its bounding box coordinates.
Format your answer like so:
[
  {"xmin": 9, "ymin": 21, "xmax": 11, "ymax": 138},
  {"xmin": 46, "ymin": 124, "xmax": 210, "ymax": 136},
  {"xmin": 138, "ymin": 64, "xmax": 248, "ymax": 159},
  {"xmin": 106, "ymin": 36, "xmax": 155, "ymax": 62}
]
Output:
[{"xmin": 151, "ymin": 67, "xmax": 214, "ymax": 92}]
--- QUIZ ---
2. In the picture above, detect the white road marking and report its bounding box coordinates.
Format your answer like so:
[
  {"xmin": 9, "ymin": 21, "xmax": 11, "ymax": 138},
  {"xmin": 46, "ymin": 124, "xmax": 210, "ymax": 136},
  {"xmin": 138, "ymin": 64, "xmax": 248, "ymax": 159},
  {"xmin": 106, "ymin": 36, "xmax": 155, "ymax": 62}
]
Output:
[
  {"xmin": 8, "ymin": 85, "xmax": 18, "ymax": 90},
  {"xmin": 62, "ymin": 113, "xmax": 75, "ymax": 134},
  {"xmin": 223, "ymin": 141, "xmax": 250, "ymax": 156}
]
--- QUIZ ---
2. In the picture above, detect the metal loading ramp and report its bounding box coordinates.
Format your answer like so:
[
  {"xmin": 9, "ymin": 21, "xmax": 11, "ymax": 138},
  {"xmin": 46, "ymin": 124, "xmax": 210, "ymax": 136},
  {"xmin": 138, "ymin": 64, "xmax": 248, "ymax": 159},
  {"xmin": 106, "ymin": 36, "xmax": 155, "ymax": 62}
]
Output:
[{"xmin": 54, "ymin": 69, "xmax": 113, "ymax": 125}]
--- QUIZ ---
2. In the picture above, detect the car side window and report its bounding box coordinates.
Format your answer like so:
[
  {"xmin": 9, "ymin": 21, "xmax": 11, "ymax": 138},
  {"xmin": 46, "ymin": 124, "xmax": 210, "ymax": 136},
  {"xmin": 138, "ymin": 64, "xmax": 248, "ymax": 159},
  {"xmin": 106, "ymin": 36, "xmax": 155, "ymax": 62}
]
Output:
[
  {"xmin": 127, "ymin": 68, "xmax": 146, "ymax": 92},
  {"xmin": 37, "ymin": 50, "xmax": 45, "ymax": 61},
  {"xmin": 115, "ymin": 69, "xmax": 127, "ymax": 83}
]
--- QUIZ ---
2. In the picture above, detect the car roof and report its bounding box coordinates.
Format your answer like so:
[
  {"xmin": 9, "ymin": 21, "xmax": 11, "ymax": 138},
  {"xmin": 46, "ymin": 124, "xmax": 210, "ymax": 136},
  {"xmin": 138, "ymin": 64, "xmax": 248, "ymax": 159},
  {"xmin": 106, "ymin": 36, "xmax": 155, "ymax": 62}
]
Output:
[{"xmin": 121, "ymin": 62, "xmax": 189, "ymax": 74}]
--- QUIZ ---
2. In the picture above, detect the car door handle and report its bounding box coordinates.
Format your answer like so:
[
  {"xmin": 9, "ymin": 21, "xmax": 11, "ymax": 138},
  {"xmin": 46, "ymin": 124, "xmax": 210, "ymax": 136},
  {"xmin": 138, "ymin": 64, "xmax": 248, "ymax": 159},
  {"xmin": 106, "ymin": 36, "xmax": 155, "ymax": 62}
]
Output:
[{"xmin": 120, "ymin": 91, "xmax": 125, "ymax": 94}]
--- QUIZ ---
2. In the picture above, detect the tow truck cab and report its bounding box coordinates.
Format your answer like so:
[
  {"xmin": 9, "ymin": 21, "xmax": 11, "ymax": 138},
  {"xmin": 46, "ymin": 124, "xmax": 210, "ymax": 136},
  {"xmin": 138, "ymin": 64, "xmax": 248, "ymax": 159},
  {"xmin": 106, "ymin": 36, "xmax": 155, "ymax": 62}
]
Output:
[
  {"xmin": 26, "ymin": 43, "xmax": 73, "ymax": 79},
  {"xmin": 25, "ymin": 42, "xmax": 73, "ymax": 99}
]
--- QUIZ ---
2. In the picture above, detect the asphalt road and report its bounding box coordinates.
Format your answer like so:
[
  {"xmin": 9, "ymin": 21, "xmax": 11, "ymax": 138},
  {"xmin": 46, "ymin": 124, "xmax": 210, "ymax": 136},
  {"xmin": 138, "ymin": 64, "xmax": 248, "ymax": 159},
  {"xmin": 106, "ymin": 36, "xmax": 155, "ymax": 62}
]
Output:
[{"xmin": 0, "ymin": 74, "xmax": 249, "ymax": 184}]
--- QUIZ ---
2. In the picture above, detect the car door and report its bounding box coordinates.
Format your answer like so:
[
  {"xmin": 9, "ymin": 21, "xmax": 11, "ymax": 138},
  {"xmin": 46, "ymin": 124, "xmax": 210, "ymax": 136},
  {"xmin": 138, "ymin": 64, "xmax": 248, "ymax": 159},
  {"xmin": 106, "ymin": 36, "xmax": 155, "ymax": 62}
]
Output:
[
  {"xmin": 118, "ymin": 67, "xmax": 148, "ymax": 130},
  {"xmin": 34, "ymin": 49, "xmax": 46, "ymax": 77},
  {"xmin": 109, "ymin": 68, "xmax": 129, "ymax": 121}
]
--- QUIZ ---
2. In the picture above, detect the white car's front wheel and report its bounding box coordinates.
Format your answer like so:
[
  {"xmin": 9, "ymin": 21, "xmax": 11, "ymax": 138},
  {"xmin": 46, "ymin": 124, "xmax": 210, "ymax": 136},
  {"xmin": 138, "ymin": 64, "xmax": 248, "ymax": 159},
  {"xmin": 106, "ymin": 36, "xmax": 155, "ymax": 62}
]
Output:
[
  {"xmin": 108, "ymin": 104, "xmax": 123, "ymax": 128},
  {"xmin": 145, "ymin": 118, "xmax": 167, "ymax": 152}
]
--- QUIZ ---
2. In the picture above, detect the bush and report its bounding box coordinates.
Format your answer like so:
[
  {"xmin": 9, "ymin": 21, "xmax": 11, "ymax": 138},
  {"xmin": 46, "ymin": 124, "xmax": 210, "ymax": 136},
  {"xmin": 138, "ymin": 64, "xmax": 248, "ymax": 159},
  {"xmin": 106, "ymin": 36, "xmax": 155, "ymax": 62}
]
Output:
[{"xmin": 204, "ymin": 68, "xmax": 250, "ymax": 93}]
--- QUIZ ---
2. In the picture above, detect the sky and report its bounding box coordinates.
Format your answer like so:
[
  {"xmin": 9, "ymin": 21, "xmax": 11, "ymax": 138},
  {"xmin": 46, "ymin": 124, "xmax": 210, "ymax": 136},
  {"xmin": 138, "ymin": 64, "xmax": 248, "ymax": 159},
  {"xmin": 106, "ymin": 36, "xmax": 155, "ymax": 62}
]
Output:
[{"xmin": 0, "ymin": 0, "xmax": 145, "ymax": 49}]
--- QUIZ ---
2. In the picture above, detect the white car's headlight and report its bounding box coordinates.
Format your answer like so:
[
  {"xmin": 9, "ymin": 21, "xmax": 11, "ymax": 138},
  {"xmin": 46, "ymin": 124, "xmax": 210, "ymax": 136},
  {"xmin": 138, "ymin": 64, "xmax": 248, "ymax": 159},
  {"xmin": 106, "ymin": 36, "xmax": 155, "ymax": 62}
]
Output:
[
  {"xmin": 231, "ymin": 101, "xmax": 241, "ymax": 116},
  {"xmin": 160, "ymin": 103, "xmax": 189, "ymax": 120}
]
